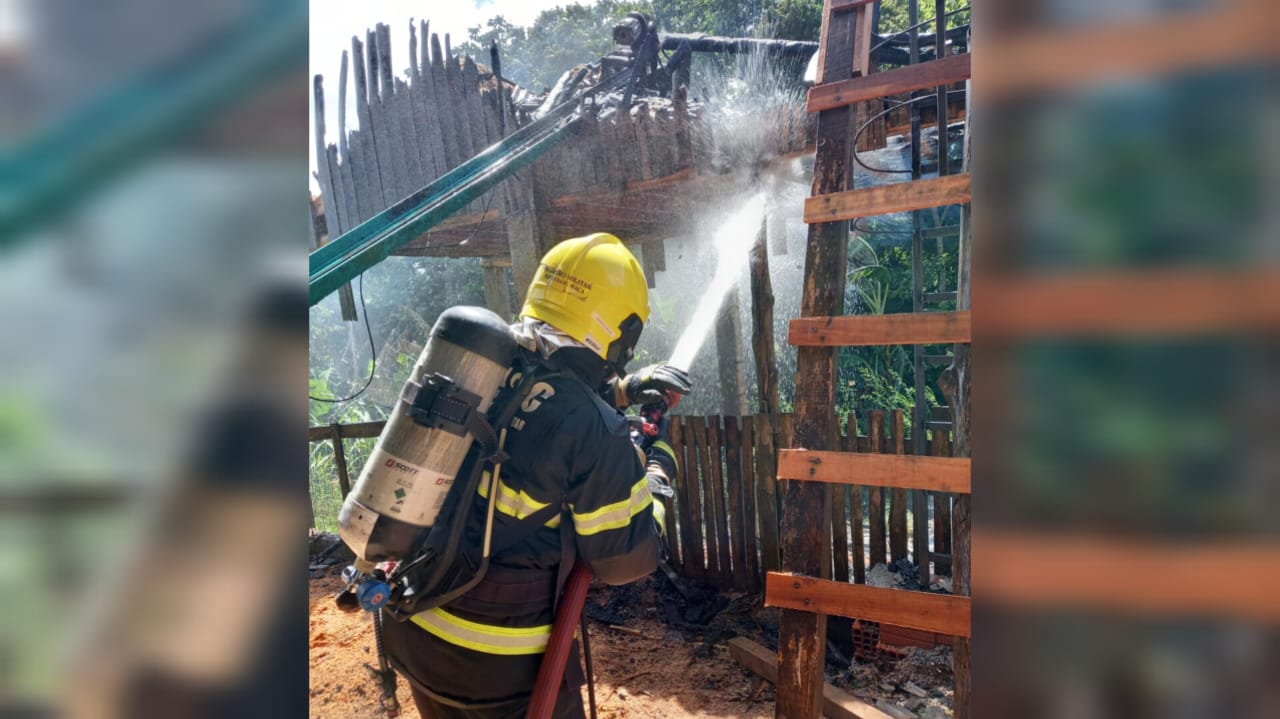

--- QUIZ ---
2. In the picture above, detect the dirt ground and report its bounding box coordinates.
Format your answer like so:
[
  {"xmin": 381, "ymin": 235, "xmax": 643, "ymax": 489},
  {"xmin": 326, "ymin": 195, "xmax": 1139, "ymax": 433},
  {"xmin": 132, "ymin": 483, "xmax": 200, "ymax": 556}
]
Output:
[{"xmin": 310, "ymin": 553, "xmax": 952, "ymax": 718}]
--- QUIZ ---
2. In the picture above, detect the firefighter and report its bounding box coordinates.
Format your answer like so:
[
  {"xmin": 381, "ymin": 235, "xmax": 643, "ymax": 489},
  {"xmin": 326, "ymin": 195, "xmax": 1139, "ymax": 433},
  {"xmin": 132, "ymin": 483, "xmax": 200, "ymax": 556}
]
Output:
[{"xmin": 382, "ymin": 232, "xmax": 691, "ymax": 718}]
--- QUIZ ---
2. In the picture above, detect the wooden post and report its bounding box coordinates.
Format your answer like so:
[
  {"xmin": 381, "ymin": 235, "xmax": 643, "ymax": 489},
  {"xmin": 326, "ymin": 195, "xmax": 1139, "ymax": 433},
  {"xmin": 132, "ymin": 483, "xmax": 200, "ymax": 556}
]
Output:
[
  {"xmin": 330, "ymin": 423, "xmax": 352, "ymax": 498},
  {"xmin": 937, "ymin": 80, "xmax": 972, "ymax": 719},
  {"xmin": 749, "ymin": 218, "xmax": 782, "ymax": 576},
  {"xmin": 754, "ymin": 413, "xmax": 782, "ymax": 576},
  {"xmin": 777, "ymin": 3, "xmax": 862, "ymax": 716},
  {"xmin": 480, "ymin": 257, "xmax": 513, "ymax": 319},
  {"xmin": 716, "ymin": 291, "xmax": 749, "ymax": 416},
  {"xmin": 506, "ymin": 173, "xmax": 552, "ymax": 300}
]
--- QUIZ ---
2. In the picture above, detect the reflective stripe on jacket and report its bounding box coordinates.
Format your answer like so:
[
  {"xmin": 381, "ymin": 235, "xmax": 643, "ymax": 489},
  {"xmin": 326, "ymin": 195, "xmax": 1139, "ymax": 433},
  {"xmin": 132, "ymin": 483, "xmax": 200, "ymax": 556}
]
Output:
[{"xmin": 411, "ymin": 607, "xmax": 552, "ymax": 656}]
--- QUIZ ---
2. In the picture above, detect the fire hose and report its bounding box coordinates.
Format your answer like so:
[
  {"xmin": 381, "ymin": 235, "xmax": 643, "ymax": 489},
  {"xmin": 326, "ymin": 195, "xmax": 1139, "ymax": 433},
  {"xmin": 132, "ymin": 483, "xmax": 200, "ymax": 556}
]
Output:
[
  {"xmin": 528, "ymin": 390, "xmax": 678, "ymax": 719},
  {"xmin": 526, "ymin": 561, "xmax": 594, "ymax": 719}
]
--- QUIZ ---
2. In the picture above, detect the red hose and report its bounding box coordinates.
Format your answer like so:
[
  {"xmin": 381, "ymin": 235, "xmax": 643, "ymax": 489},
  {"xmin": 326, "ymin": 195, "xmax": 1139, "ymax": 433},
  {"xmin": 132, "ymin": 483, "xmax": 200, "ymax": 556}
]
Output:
[{"xmin": 527, "ymin": 561, "xmax": 592, "ymax": 719}]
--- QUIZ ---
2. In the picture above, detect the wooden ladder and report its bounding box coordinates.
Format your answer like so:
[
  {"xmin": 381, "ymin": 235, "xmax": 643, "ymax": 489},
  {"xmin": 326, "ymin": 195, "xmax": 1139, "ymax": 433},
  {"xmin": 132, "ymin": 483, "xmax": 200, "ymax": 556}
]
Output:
[{"xmin": 769, "ymin": 1, "xmax": 973, "ymax": 718}]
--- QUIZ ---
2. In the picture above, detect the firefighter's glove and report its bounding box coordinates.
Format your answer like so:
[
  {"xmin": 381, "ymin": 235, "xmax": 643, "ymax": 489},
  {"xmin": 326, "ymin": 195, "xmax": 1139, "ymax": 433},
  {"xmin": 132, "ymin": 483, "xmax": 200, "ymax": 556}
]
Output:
[{"xmin": 615, "ymin": 364, "xmax": 692, "ymax": 408}]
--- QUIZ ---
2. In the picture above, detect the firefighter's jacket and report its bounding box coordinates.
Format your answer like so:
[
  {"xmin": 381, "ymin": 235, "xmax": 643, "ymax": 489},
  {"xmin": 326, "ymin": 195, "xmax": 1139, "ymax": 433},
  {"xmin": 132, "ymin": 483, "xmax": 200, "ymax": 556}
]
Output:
[{"xmin": 383, "ymin": 370, "xmax": 675, "ymax": 706}]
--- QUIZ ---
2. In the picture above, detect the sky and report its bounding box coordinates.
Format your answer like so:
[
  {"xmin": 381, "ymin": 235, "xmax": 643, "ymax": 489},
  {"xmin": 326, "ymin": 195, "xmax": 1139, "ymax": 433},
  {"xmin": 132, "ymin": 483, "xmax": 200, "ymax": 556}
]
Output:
[{"xmin": 308, "ymin": 0, "xmax": 571, "ymax": 193}]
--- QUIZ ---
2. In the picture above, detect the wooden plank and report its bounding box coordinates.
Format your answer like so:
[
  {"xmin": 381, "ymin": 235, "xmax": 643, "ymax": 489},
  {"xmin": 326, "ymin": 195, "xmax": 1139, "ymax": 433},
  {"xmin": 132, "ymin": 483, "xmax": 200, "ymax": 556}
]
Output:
[
  {"xmin": 309, "ymin": 421, "xmax": 386, "ymax": 442},
  {"xmin": 831, "ymin": 464, "xmax": 850, "ymax": 583},
  {"xmin": 429, "ymin": 34, "xmax": 460, "ymax": 171},
  {"xmin": 366, "ymin": 29, "xmax": 396, "ymax": 207},
  {"xmin": 676, "ymin": 416, "xmax": 706, "ymax": 580},
  {"xmin": 867, "ymin": 411, "xmax": 886, "ymax": 567},
  {"xmin": 982, "ymin": 269, "xmax": 1280, "ymax": 338},
  {"xmin": 830, "ymin": 0, "xmax": 877, "ymax": 14},
  {"xmin": 912, "ymin": 483, "xmax": 930, "ymax": 586},
  {"xmin": 805, "ymin": 173, "xmax": 970, "ymax": 224},
  {"xmin": 843, "ymin": 413, "xmax": 864, "ymax": 584},
  {"xmin": 664, "ymin": 416, "xmax": 684, "ymax": 571},
  {"xmin": 740, "ymin": 415, "xmax": 761, "ymax": 591},
  {"xmin": 753, "ymin": 414, "xmax": 781, "ymax": 576},
  {"xmin": 778, "ymin": 449, "xmax": 972, "ymax": 494},
  {"xmin": 418, "ymin": 24, "xmax": 447, "ymax": 182},
  {"xmin": 975, "ymin": 530, "xmax": 1280, "ymax": 625},
  {"xmin": 670, "ymin": 414, "xmax": 691, "ymax": 575},
  {"xmin": 930, "ymin": 428, "xmax": 951, "ymax": 559},
  {"xmin": 726, "ymin": 637, "xmax": 894, "ymax": 719},
  {"xmin": 706, "ymin": 417, "xmax": 732, "ymax": 588},
  {"xmin": 723, "ymin": 416, "xmax": 749, "ymax": 591},
  {"xmin": 767, "ymin": 573, "xmax": 972, "ymax": 638},
  {"xmin": 848, "ymin": 0, "xmax": 874, "ymax": 78},
  {"xmin": 349, "ymin": 36, "xmax": 382, "ymax": 218},
  {"xmin": 790, "ymin": 310, "xmax": 971, "ymax": 347},
  {"xmin": 808, "ymin": 53, "xmax": 971, "ymax": 112},
  {"xmin": 977, "ymin": 3, "xmax": 1280, "ymax": 102},
  {"xmin": 330, "ymin": 424, "xmax": 352, "ymax": 499},
  {"xmin": 889, "ymin": 411, "xmax": 908, "ymax": 563},
  {"xmin": 691, "ymin": 417, "xmax": 721, "ymax": 582}
]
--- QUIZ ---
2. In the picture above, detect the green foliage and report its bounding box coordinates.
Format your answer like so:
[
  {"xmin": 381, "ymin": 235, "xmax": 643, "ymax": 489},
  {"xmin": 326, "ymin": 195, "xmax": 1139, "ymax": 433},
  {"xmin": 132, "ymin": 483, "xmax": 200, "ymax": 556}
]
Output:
[
  {"xmin": 456, "ymin": 1, "xmax": 653, "ymax": 91},
  {"xmin": 309, "ymin": 256, "xmax": 487, "ymax": 528},
  {"xmin": 837, "ymin": 215, "xmax": 958, "ymax": 431},
  {"xmin": 877, "ymin": 0, "xmax": 971, "ymax": 35}
]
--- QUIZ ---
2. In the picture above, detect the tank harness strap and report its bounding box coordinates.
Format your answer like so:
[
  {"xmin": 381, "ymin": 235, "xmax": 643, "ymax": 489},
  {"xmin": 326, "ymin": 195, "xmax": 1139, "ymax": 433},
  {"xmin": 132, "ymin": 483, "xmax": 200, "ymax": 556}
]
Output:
[{"xmin": 400, "ymin": 373, "xmax": 506, "ymax": 462}]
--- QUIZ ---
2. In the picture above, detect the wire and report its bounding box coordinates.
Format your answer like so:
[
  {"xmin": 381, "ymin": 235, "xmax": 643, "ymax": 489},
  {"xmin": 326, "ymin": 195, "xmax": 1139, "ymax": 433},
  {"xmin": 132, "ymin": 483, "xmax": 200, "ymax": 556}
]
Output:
[
  {"xmin": 851, "ymin": 95, "xmax": 933, "ymax": 174},
  {"xmin": 310, "ymin": 273, "xmax": 377, "ymax": 404},
  {"xmin": 869, "ymin": 5, "xmax": 972, "ymax": 56}
]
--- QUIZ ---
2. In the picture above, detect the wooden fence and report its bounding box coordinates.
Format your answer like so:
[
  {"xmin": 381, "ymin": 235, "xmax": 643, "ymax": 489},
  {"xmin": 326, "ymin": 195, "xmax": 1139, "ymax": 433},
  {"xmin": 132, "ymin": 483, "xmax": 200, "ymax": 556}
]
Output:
[
  {"xmin": 308, "ymin": 409, "xmax": 954, "ymax": 593},
  {"xmin": 664, "ymin": 410, "xmax": 954, "ymax": 594}
]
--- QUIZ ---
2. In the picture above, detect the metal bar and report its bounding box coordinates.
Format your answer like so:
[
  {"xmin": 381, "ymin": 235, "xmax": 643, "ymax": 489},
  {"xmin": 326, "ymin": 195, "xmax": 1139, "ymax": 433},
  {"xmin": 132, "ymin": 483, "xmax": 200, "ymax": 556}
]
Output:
[
  {"xmin": 935, "ymin": 0, "xmax": 950, "ymax": 178},
  {"xmin": 659, "ymin": 33, "xmax": 817, "ymax": 58},
  {"xmin": 923, "ymin": 291, "xmax": 957, "ymax": 303},
  {"xmin": 921, "ymin": 224, "xmax": 959, "ymax": 239}
]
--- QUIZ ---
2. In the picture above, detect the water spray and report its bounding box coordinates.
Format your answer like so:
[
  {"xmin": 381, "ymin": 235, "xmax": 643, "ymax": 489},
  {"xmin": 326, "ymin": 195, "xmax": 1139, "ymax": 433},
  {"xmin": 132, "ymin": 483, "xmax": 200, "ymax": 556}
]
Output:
[{"xmin": 668, "ymin": 192, "xmax": 767, "ymax": 371}]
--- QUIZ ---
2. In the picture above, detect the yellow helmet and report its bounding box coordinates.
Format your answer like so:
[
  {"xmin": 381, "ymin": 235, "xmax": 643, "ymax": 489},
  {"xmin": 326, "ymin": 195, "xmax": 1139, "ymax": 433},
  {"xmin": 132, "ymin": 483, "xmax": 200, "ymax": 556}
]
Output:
[{"xmin": 520, "ymin": 233, "xmax": 649, "ymax": 372}]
